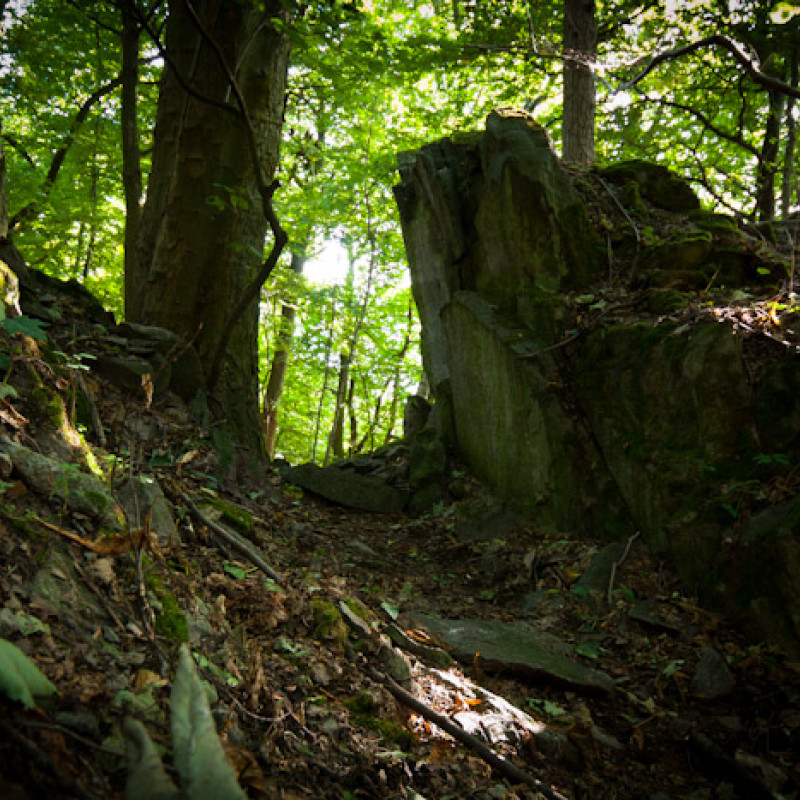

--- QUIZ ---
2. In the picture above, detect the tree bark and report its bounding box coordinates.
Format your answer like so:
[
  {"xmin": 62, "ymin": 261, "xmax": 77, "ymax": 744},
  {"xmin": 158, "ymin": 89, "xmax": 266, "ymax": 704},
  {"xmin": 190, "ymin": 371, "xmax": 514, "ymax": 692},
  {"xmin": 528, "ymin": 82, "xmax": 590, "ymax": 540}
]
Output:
[
  {"xmin": 326, "ymin": 352, "xmax": 350, "ymax": 464},
  {"xmin": 262, "ymin": 250, "xmax": 305, "ymax": 459},
  {"xmin": 755, "ymin": 88, "xmax": 784, "ymax": 221},
  {"xmin": 562, "ymin": 0, "xmax": 596, "ymax": 165},
  {"xmin": 131, "ymin": 0, "xmax": 291, "ymax": 450},
  {"xmin": 120, "ymin": 0, "xmax": 142, "ymax": 311},
  {"xmin": 0, "ymin": 120, "xmax": 8, "ymax": 240},
  {"xmin": 782, "ymin": 47, "xmax": 799, "ymax": 217}
]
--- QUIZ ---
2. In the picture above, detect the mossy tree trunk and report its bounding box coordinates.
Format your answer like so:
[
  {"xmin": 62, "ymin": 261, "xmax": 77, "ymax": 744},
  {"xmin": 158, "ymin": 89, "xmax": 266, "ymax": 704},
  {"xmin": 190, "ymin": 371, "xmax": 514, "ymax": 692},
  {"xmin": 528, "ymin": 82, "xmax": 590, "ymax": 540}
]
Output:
[{"xmin": 129, "ymin": 0, "xmax": 291, "ymax": 451}]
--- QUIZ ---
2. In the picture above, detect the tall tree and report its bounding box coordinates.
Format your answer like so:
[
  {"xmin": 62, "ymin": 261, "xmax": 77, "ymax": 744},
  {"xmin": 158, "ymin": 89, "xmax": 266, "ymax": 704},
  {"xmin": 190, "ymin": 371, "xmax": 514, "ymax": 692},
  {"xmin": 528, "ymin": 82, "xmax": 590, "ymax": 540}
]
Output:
[
  {"xmin": 262, "ymin": 250, "xmax": 305, "ymax": 459},
  {"xmin": 0, "ymin": 122, "xmax": 8, "ymax": 241},
  {"xmin": 129, "ymin": 0, "xmax": 291, "ymax": 453},
  {"xmin": 562, "ymin": 0, "xmax": 597, "ymax": 163}
]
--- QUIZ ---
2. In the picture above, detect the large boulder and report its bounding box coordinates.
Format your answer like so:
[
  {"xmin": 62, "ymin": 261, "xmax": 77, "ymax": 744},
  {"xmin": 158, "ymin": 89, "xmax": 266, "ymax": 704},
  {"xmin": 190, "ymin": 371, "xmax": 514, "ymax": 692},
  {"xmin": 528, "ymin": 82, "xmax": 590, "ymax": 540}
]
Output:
[{"xmin": 395, "ymin": 110, "xmax": 800, "ymax": 654}]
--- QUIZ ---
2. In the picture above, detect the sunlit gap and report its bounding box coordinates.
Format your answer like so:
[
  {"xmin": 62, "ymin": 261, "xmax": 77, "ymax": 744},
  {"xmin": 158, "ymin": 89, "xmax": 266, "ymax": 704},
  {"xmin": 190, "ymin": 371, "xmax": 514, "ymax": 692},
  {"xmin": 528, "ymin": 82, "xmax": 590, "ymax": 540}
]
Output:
[{"xmin": 304, "ymin": 239, "xmax": 350, "ymax": 286}]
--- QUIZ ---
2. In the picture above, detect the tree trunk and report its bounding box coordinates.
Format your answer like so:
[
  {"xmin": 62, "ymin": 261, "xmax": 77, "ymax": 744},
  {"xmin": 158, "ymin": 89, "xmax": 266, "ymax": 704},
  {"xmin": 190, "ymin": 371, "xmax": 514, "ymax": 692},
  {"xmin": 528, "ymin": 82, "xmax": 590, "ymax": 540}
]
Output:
[
  {"xmin": 262, "ymin": 250, "xmax": 305, "ymax": 458},
  {"xmin": 755, "ymin": 88, "xmax": 784, "ymax": 221},
  {"xmin": 326, "ymin": 352, "xmax": 350, "ymax": 464},
  {"xmin": 0, "ymin": 120, "xmax": 8, "ymax": 240},
  {"xmin": 782, "ymin": 48, "xmax": 799, "ymax": 217},
  {"xmin": 562, "ymin": 0, "xmax": 597, "ymax": 165},
  {"xmin": 131, "ymin": 0, "xmax": 291, "ymax": 450},
  {"xmin": 120, "ymin": 0, "xmax": 142, "ymax": 308}
]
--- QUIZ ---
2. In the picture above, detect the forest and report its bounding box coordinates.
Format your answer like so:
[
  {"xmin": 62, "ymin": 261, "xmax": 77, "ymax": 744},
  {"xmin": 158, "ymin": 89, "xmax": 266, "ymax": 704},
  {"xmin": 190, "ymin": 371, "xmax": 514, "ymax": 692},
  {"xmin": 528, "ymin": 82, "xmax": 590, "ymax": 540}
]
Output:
[{"xmin": 1, "ymin": 1, "xmax": 800, "ymax": 799}]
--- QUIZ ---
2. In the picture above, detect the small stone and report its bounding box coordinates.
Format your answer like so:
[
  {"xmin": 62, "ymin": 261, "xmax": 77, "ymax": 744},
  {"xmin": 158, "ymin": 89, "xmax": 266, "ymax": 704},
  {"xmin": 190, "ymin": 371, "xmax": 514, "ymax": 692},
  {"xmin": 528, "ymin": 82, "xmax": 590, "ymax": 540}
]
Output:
[
  {"xmin": 310, "ymin": 662, "xmax": 332, "ymax": 685},
  {"xmin": 690, "ymin": 647, "xmax": 735, "ymax": 700}
]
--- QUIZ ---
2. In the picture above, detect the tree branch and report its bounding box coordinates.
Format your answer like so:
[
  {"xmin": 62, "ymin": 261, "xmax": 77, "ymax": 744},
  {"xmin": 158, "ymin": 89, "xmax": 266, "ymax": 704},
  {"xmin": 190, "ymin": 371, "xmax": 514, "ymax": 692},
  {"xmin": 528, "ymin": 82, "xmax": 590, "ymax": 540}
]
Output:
[
  {"xmin": 9, "ymin": 75, "xmax": 123, "ymax": 232},
  {"xmin": 631, "ymin": 96, "xmax": 759, "ymax": 156},
  {"xmin": 621, "ymin": 34, "xmax": 800, "ymax": 101},
  {"xmin": 1, "ymin": 133, "xmax": 37, "ymax": 169}
]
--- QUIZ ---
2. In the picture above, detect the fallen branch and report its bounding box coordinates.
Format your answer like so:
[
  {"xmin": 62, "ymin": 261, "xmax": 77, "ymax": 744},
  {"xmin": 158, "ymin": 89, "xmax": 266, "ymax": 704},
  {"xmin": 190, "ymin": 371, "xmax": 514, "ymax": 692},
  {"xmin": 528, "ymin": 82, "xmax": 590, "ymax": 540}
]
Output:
[
  {"xmin": 370, "ymin": 667, "xmax": 569, "ymax": 800},
  {"xmin": 180, "ymin": 491, "xmax": 281, "ymax": 583}
]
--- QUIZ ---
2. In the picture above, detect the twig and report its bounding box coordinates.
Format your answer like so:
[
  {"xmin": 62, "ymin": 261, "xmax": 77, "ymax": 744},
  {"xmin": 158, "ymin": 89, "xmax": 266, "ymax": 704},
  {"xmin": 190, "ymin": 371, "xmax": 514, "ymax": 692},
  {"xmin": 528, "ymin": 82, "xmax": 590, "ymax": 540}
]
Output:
[
  {"xmin": 370, "ymin": 668, "xmax": 568, "ymax": 800},
  {"xmin": 607, "ymin": 531, "xmax": 640, "ymax": 605},
  {"xmin": 596, "ymin": 174, "xmax": 641, "ymax": 247},
  {"xmin": 180, "ymin": 491, "xmax": 281, "ymax": 583}
]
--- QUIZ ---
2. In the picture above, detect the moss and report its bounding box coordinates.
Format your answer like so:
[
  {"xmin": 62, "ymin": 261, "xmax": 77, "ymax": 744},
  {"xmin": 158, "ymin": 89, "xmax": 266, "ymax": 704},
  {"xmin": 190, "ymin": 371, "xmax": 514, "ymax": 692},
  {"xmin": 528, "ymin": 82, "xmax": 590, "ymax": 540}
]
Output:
[
  {"xmin": 650, "ymin": 230, "xmax": 712, "ymax": 270},
  {"xmin": 147, "ymin": 575, "xmax": 189, "ymax": 642},
  {"xmin": 600, "ymin": 160, "xmax": 699, "ymax": 212},
  {"xmin": 621, "ymin": 180, "xmax": 647, "ymax": 215},
  {"xmin": 687, "ymin": 210, "xmax": 739, "ymax": 235},
  {"xmin": 200, "ymin": 494, "xmax": 255, "ymax": 536},
  {"xmin": 646, "ymin": 288, "xmax": 688, "ymax": 315},
  {"xmin": 311, "ymin": 598, "xmax": 348, "ymax": 645},
  {"xmin": 343, "ymin": 692, "xmax": 417, "ymax": 750}
]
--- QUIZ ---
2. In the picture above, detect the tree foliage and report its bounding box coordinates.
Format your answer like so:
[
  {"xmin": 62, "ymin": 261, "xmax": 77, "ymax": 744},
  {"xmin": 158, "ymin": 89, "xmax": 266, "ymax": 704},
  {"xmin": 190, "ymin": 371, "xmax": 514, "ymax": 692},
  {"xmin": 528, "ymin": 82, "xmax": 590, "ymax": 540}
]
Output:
[{"xmin": 2, "ymin": 0, "xmax": 798, "ymax": 462}]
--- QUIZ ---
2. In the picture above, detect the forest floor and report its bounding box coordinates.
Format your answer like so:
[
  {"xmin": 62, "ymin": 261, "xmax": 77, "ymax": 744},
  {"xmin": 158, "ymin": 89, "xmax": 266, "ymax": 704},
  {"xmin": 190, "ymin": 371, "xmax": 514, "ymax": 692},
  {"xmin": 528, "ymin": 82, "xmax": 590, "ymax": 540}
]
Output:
[
  {"xmin": 0, "ymin": 268, "xmax": 799, "ymax": 800},
  {"xmin": 1, "ymin": 419, "xmax": 799, "ymax": 799}
]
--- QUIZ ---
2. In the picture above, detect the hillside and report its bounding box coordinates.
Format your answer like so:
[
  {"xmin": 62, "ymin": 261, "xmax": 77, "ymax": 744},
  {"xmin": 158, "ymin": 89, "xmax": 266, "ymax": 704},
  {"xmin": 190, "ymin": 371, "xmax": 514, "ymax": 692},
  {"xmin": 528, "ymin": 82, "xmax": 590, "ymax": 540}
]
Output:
[{"xmin": 0, "ymin": 262, "xmax": 798, "ymax": 799}]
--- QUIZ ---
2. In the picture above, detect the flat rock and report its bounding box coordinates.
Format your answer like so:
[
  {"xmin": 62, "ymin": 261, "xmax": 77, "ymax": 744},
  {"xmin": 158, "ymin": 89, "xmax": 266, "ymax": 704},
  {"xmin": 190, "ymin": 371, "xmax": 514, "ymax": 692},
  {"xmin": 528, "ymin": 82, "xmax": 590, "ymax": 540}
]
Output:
[
  {"xmin": 408, "ymin": 613, "xmax": 615, "ymax": 695},
  {"xmin": 283, "ymin": 462, "xmax": 407, "ymax": 513}
]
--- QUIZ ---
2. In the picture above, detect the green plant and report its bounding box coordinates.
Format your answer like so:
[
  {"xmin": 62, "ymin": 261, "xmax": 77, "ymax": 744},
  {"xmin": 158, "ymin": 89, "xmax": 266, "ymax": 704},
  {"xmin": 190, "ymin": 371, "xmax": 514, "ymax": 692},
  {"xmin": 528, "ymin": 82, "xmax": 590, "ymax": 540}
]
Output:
[
  {"xmin": 0, "ymin": 638, "xmax": 58, "ymax": 708},
  {"xmin": 1, "ymin": 316, "xmax": 49, "ymax": 342},
  {"xmin": 123, "ymin": 645, "xmax": 246, "ymax": 800}
]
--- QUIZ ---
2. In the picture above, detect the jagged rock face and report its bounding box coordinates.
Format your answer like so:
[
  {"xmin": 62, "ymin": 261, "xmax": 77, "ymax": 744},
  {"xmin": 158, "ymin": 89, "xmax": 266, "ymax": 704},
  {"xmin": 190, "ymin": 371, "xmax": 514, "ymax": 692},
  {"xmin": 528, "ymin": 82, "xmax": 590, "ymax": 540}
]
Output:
[
  {"xmin": 395, "ymin": 109, "xmax": 600, "ymax": 395},
  {"xmin": 395, "ymin": 109, "xmax": 800, "ymax": 655}
]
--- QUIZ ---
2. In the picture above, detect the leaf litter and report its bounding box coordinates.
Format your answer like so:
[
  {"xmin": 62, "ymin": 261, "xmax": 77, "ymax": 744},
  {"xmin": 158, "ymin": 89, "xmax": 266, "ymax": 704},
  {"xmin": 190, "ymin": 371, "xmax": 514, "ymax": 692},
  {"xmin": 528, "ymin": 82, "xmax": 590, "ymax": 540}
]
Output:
[{"xmin": 0, "ymin": 277, "xmax": 798, "ymax": 799}]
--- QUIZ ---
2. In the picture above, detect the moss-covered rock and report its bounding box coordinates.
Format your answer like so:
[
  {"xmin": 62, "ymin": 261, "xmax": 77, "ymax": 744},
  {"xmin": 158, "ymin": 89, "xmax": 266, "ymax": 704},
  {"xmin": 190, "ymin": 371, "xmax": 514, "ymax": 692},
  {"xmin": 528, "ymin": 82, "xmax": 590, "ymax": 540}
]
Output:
[
  {"xmin": 620, "ymin": 180, "xmax": 647, "ymax": 215},
  {"xmin": 645, "ymin": 288, "xmax": 688, "ymax": 315},
  {"xmin": 311, "ymin": 599, "xmax": 348, "ymax": 646},
  {"xmin": 647, "ymin": 230, "xmax": 713, "ymax": 271},
  {"xmin": 600, "ymin": 160, "xmax": 700, "ymax": 212},
  {"xmin": 343, "ymin": 692, "xmax": 417, "ymax": 750}
]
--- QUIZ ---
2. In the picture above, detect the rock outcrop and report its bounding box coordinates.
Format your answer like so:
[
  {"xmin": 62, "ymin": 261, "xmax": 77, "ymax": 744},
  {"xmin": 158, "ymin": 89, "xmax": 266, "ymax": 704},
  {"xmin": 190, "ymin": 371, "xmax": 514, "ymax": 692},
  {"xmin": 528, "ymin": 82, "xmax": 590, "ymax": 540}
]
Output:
[{"xmin": 395, "ymin": 109, "xmax": 800, "ymax": 654}]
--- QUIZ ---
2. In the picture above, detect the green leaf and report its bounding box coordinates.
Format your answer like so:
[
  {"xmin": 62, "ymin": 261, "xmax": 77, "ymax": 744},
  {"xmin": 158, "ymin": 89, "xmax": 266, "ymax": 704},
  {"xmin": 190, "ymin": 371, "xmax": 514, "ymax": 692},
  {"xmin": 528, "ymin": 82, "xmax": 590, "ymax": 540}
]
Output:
[
  {"xmin": 0, "ymin": 638, "xmax": 59, "ymax": 708},
  {"xmin": 1, "ymin": 316, "xmax": 49, "ymax": 342},
  {"xmin": 574, "ymin": 640, "xmax": 602, "ymax": 660},
  {"xmin": 0, "ymin": 384, "xmax": 18, "ymax": 400},
  {"xmin": 223, "ymin": 562, "xmax": 248, "ymax": 580},
  {"xmin": 171, "ymin": 645, "xmax": 247, "ymax": 799},
  {"xmin": 122, "ymin": 717, "xmax": 180, "ymax": 800}
]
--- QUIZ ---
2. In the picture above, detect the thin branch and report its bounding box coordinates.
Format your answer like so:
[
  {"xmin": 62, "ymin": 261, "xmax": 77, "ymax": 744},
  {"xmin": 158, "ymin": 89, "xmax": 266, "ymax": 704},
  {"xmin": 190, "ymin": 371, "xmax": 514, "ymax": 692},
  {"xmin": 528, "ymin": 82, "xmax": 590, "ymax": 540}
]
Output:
[
  {"xmin": 607, "ymin": 531, "xmax": 640, "ymax": 605},
  {"xmin": 128, "ymin": 2, "xmax": 243, "ymax": 119},
  {"xmin": 1, "ymin": 133, "xmax": 37, "ymax": 169},
  {"xmin": 620, "ymin": 34, "xmax": 800, "ymax": 101},
  {"xmin": 180, "ymin": 491, "xmax": 282, "ymax": 583},
  {"xmin": 645, "ymin": 97, "xmax": 759, "ymax": 157},
  {"xmin": 9, "ymin": 76, "xmax": 123, "ymax": 232}
]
